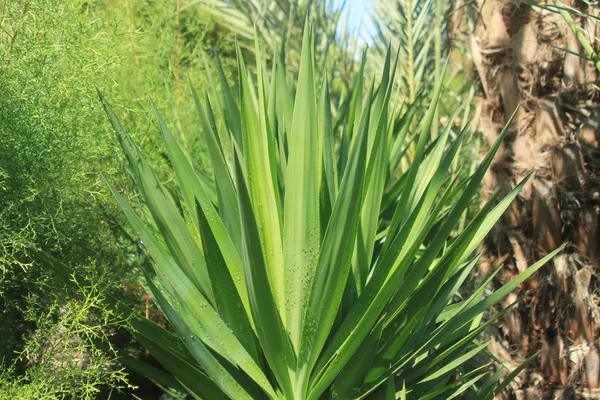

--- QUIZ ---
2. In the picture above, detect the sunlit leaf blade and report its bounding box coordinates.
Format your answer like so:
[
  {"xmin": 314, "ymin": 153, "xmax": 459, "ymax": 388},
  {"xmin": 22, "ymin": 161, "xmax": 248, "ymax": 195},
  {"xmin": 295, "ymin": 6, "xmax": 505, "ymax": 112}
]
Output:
[
  {"xmin": 196, "ymin": 201, "xmax": 259, "ymax": 361},
  {"xmin": 399, "ymin": 381, "xmax": 407, "ymax": 400},
  {"xmin": 383, "ymin": 58, "xmax": 449, "ymax": 245},
  {"xmin": 234, "ymin": 153, "xmax": 296, "ymax": 399},
  {"xmin": 318, "ymin": 76, "xmax": 337, "ymax": 208},
  {"xmin": 273, "ymin": 47, "xmax": 294, "ymax": 144},
  {"xmin": 446, "ymin": 372, "xmax": 490, "ymax": 400},
  {"xmin": 425, "ymin": 245, "xmax": 564, "ymax": 362},
  {"xmin": 215, "ymin": 55, "xmax": 243, "ymax": 152},
  {"xmin": 283, "ymin": 24, "xmax": 322, "ymax": 352},
  {"xmin": 237, "ymin": 44, "xmax": 286, "ymax": 315},
  {"xmin": 98, "ymin": 91, "xmax": 213, "ymax": 303},
  {"xmin": 419, "ymin": 340, "xmax": 490, "ymax": 384},
  {"xmin": 190, "ymin": 83, "xmax": 242, "ymax": 249}
]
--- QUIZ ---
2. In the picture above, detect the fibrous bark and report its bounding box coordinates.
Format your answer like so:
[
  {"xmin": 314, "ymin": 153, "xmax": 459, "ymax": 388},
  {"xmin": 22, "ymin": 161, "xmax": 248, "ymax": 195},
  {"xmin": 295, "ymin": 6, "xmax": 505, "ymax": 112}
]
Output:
[{"xmin": 468, "ymin": 0, "xmax": 600, "ymax": 397}]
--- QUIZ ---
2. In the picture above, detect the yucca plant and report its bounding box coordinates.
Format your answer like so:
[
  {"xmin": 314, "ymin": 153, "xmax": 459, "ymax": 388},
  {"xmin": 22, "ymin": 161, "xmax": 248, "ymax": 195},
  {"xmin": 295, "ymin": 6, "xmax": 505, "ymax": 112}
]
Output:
[{"xmin": 95, "ymin": 26, "xmax": 562, "ymax": 399}]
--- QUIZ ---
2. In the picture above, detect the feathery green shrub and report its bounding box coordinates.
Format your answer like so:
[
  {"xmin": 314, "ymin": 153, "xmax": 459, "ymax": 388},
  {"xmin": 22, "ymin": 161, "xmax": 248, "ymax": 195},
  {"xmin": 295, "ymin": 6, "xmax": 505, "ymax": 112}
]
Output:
[
  {"xmin": 0, "ymin": 0, "xmax": 237, "ymax": 397},
  {"xmin": 0, "ymin": 5, "xmax": 134, "ymax": 390}
]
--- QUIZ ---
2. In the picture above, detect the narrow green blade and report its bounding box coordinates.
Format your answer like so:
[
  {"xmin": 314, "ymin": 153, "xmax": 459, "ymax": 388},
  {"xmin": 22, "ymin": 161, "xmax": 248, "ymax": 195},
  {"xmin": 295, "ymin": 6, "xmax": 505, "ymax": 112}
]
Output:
[
  {"xmin": 234, "ymin": 153, "xmax": 296, "ymax": 399},
  {"xmin": 197, "ymin": 201, "xmax": 259, "ymax": 361},
  {"xmin": 99, "ymin": 91, "xmax": 213, "ymax": 302},
  {"xmin": 237, "ymin": 45, "xmax": 286, "ymax": 315},
  {"xmin": 283, "ymin": 25, "xmax": 322, "ymax": 352},
  {"xmin": 190, "ymin": 84, "xmax": 242, "ymax": 249},
  {"xmin": 385, "ymin": 376, "xmax": 396, "ymax": 400}
]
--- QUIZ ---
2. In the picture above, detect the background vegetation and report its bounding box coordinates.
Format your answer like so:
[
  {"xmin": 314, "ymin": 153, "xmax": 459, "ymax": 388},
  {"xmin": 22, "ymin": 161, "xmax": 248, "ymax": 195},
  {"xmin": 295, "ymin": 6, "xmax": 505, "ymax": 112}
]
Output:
[
  {"xmin": 0, "ymin": 0, "xmax": 236, "ymax": 397},
  {"xmin": 1, "ymin": 0, "xmax": 598, "ymax": 398}
]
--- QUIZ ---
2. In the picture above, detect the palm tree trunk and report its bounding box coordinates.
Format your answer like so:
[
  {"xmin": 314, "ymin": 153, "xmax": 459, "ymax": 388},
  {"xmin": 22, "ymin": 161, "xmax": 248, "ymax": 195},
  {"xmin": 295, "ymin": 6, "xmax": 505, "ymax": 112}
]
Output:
[{"xmin": 466, "ymin": 0, "xmax": 600, "ymax": 397}]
